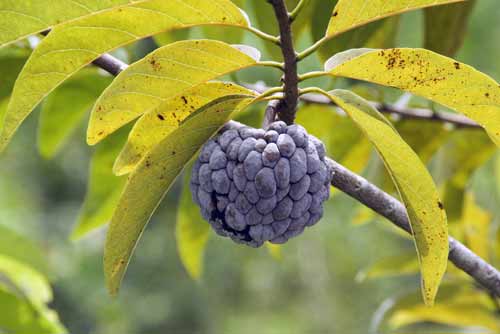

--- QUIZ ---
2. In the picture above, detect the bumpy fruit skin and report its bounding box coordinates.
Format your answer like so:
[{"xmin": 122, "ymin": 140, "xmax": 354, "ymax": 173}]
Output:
[{"xmin": 190, "ymin": 121, "xmax": 333, "ymax": 247}]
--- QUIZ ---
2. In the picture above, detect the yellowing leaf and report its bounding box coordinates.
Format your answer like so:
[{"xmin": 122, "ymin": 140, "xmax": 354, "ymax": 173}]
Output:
[
  {"xmin": 325, "ymin": 0, "xmax": 465, "ymax": 38},
  {"xmin": 326, "ymin": 89, "xmax": 448, "ymax": 305},
  {"xmin": 38, "ymin": 70, "xmax": 111, "ymax": 159},
  {"xmin": 463, "ymin": 192, "xmax": 492, "ymax": 260},
  {"xmin": 88, "ymin": 40, "xmax": 258, "ymax": 145},
  {"xmin": 424, "ymin": 1, "xmax": 476, "ymax": 57},
  {"xmin": 71, "ymin": 127, "xmax": 128, "ymax": 240},
  {"xmin": 0, "ymin": 0, "xmax": 144, "ymax": 48},
  {"xmin": 104, "ymin": 94, "xmax": 254, "ymax": 295},
  {"xmin": 356, "ymin": 253, "xmax": 420, "ymax": 282},
  {"xmin": 176, "ymin": 171, "xmax": 210, "ymax": 280},
  {"xmin": 114, "ymin": 82, "xmax": 252, "ymax": 175},
  {"xmin": 0, "ymin": 0, "xmax": 249, "ymax": 152},
  {"xmin": 326, "ymin": 48, "xmax": 500, "ymax": 146},
  {"xmin": 389, "ymin": 295, "xmax": 500, "ymax": 331}
]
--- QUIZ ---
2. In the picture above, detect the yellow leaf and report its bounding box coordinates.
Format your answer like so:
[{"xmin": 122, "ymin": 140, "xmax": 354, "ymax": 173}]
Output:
[
  {"xmin": 326, "ymin": 89, "xmax": 448, "ymax": 306},
  {"xmin": 325, "ymin": 0, "xmax": 465, "ymax": 38},
  {"xmin": 390, "ymin": 297, "xmax": 500, "ymax": 331},
  {"xmin": 114, "ymin": 82, "xmax": 253, "ymax": 175},
  {"xmin": 176, "ymin": 171, "xmax": 210, "ymax": 280},
  {"xmin": 463, "ymin": 192, "xmax": 492, "ymax": 260},
  {"xmin": 0, "ymin": 0, "xmax": 145, "ymax": 48},
  {"xmin": 71, "ymin": 127, "xmax": 128, "ymax": 240},
  {"xmin": 88, "ymin": 40, "xmax": 258, "ymax": 145},
  {"xmin": 104, "ymin": 94, "xmax": 254, "ymax": 295},
  {"xmin": 0, "ymin": 0, "xmax": 249, "ymax": 152},
  {"xmin": 326, "ymin": 48, "xmax": 500, "ymax": 146}
]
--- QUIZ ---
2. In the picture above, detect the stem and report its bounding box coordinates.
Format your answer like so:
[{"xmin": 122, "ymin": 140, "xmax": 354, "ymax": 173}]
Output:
[
  {"xmin": 246, "ymin": 26, "xmax": 281, "ymax": 45},
  {"xmin": 289, "ymin": 0, "xmax": 309, "ymax": 22},
  {"xmin": 298, "ymin": 71, "xmax": 327, "ymax": 82},
  {"xmin": 257, "ymin": 61, "xmax": 285, "ymax": 70},
  {"xmin": 268, "ymin": 0, "xmax": 299, "ymax": 125},
  {"xmin": 297, "ymin": 36, "xmax": 328, "ymax": 61}
]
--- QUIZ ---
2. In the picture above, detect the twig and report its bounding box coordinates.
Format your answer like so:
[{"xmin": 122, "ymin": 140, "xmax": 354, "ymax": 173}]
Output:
[
  {"xmin": 247, "ymin": 82, "xmax": 480, "ymax": 129},
  {"xmin": 267, "ymin": 0, "xmax": 299, "ymax": 125},
  {"xmin": 45, "ymin": 35, "xmax": 498, "ymax": 297}
]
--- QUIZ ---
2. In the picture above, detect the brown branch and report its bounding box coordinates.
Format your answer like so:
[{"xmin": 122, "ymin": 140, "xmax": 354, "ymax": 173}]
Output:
[
  {"xmin": 267, "ymin": 0, "xmax": 299, "ymax": 125},
  {"xmin": 247, "ymin": 82, "xmax": 481, "ymax": 129}
]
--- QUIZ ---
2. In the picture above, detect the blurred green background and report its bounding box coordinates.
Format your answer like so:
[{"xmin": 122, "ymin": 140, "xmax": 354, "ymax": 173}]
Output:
[{"xmin": 0, "ymin": 1, "xmax": 499, "ymax": 333}]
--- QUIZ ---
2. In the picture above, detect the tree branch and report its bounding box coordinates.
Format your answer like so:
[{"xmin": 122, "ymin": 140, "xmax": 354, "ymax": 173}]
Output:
[
  {"xmin": 325, "ymin": 158, "xmax": 500, "ymax": 297},
  {"xmin": 267, "ymin": 0, "xmax": 299, "ymax": 125},
  {"xmin": 62, "ymin": 40, "xmax": 498, "ymax": 298},
  {"xmin": 247, "ymin": 82, "xmax": 480, "ymax": 129}
]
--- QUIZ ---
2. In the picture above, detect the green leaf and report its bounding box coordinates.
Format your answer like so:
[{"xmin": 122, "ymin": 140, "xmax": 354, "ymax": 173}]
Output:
[
  {"xmin": 0, "ymin": 224, "xmax": 49, "ymax": 276},
  {"xmin": 0, "ymin": 254, "xmax": 51, "ymax": 305},
  {"xmin": 296, "ymin": 104, "xmax": 371, "ymax": 174},
  {"xmin": 0, "ymin": 0, "xmax": 249, "ymax": 152},
  {"xmin": 71, "ymin": 127, "xmax": 128, "ymax": 240},
  {"xmin": 0, "ymin": 0, "xmax": 144, "ymax": 48},
  {"xmin": 176, "ymin": 171, "xmax": 210, "ymax": 280},
  {"xmin": 356, "ymin": 253, "xmax": 419, "ymax": 282},
  {"xmin": 325, "ymin": 89, "xmax": 448, "ymax": 306},
  {"xmin": 38, "ymin": 70, "xmax": 111, "ymax": 159},
  {"xmin": 326, "ymin": 48, "xmax": 500, "ymax": 146},
  {"xmin": 114, "ymin": 82, "xmax": 253, "ymax": 175},
  {"xmin": 424, "ymin": 0, "xmax": 476, "ymax": 57},
  {"xmin": 104, "ymin": 94, "xmax": 255, "ymax": 295},
  {"xmin": 0, "ymin": 48, "xmax": 29, "ymax": 100},
  {"xmin": 0, "ymin": 286, "xmax": 65, "ymax": 334},
  {"xmin": 325, "ymin": 0, "xmax": 465, "ymax": 38},
  {"xmin": 87, "ymin": 40, "xmax": 259, "ymax": 145}
]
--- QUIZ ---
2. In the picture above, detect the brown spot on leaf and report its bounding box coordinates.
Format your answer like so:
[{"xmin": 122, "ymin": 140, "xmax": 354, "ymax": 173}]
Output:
[
  {"xmin": 332, "ymin": 11, "xmax": 338, "ymax": 17},
  {"xmin": 181, "ymin": 96, "xmax": 188, "ymax": 104},
  {"xmin": 157, "ymin": 114, "xmax": 165, "ymax": 121},
  {"xmin": 453, "ymin": 62, "xmax": 460, "ymax": 70},
  {"xmin": 438, "ymin": 201, "xmax": 444, "ymax": 210}
]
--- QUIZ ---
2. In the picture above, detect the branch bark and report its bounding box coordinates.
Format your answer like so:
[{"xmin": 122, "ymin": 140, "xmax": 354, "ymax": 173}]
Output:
[
  {"xmin": 53, "ymin": 36, "xmax": 499, "ymax": 298},
  {"xmin": 267, "ymin": 0, "xmax": 299, "ymax": 125}
]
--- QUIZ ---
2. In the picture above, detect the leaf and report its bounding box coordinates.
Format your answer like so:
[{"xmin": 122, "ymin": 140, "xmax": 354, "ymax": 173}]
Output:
[
  {"xmin": 0, "ymin": 0, "xmax": 249, "ymax": 152},
  {"xmin": 326, "ymin": 89, "xmax": 448, "ymax": 306},
  {"xmin": 325, "ymin": 0, "xmax": 465, "ymax": 38},
  {"xmin": 356, "ymin": 253, "xmax": 420, "ymax": 282},
  {"xmin": 462, "ymin": 192, "xmax": 492, "ymax": 260},
  {"xmin": 326, "ymin": 48, "xmax": 500, "ymax": 146},
  {"xmin": 296, "ymin": 104, "xmax": 371, "ymax": 174},
  {"xmin": 38, "ymin": 70, "xmax": 111, "ymax": 159},
  {"xmin": 389, "ymin": 295, "xmax": 500, "ymax": 331},
  {"xmin": 176, "ymin": 171, "xmax": 210, "ymax": 280},
  {"xmin": 114, "ymin": 82, "xmax": 253, "ymax": 175},
  {"xmin": 424, "ymin": 0, "xmax": 476, "ymax": 57},
  {"xmin": 0, "ymin": 0, "xmax": 147, "ymax": 48},
  {"xmin": 104, "ymin": 94, "xmax": 255, "ymax": 295},
  {"xmin": 87, "ymin": 40, "xmax": 259, "ymax": 145},
  {"xmin": 0, "ymin": 224, "xmax": 49, "ymax": 276},
  {"xmin": 0, "ymin": 48, "xmax": 29, "ymax": 100},
  {"xmin": 0, "ymin": 255, "xmax": 51, "ymax": 305},
  {"xmin": 71, "ymin": 127, "xmax": 128, "ymax": 240},
  {"xmin": 0, "ymin": 286, "xmax": 65, "ymax": 334}
]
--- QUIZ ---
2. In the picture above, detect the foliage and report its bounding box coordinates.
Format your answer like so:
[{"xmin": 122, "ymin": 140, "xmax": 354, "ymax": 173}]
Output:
[{"xmin": 0, "ymin": 0, "xmax": 499, "ymax": 332}]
